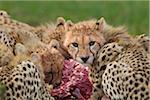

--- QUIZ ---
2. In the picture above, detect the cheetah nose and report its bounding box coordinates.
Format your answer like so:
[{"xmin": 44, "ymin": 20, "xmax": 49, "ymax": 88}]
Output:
[{"xmin": 81, "ymin": 56, "xmax": 89, "ymax": 63}]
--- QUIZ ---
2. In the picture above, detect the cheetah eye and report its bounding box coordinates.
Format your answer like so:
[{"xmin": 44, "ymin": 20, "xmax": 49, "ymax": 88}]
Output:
[
  {"xmin": 89, "ymin": 41, "xmax": 96, "ymax": 46},
  {"xmin": 71, "ymin": 42, "xmax": 78, "ymax": 47}
]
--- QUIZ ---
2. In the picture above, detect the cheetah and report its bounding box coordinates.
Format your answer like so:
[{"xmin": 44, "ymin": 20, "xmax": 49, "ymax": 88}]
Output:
[
  {"xmin": 61, "ymin": 17, "xmax": 133, "ymax": 99},
  {"xmin": 0, "ymin": 60, "xmax": 54, "ymax": 100},
  {"xmin": 90, "ymin": 32, "xmax": 150, "ymax": 99},
  {"xmin": 29, "ymin": 39, "xmax": 72, "ymax": 86},
  {"xmin": 30, "ymin": 43, "xmax": 64, "ymax": 86},
  {"xmin": 62, "ymin": 17, "xmax": 149, "ymax": 99},
  {"xmin": 94, "ymin": 42, "xmax": 150, "ymax": 100},
  {"xmin": 13, "ymin": 39, "xmax": 69, "ymax": 86}
]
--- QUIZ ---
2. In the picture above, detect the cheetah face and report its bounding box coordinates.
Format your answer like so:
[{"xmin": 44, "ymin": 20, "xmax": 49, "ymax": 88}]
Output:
[{"xmin": 63, "ymin": 18, "xmax": 107, "ymax": 65}]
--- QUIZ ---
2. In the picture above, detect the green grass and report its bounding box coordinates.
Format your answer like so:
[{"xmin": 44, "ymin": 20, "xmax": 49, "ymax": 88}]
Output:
[
  {"xmin": 0, "ymin": 83, "xmax": 6, "ymax": 100},
  {"xmin": 0, "ymin": 1, "xmax": 149, "ymax": 35}
]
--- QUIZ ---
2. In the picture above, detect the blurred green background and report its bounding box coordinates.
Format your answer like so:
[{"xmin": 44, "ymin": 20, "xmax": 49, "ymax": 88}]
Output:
[{"xmin": 0, "ymin": 1, "xmax": 149, "ymax": 35}]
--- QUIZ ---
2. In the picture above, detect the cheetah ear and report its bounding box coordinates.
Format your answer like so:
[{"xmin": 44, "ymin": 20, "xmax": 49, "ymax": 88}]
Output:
[
  {"xmin": 56, "ymin": 17, "xmax": 66, "ymax": 27},
  {"xmin": 95, "ymin": 17, "xmax": 106, "ymax": 32},
  {"xmin": 66, "ymin": 20, "xmax": 74, "ymax": 31}
]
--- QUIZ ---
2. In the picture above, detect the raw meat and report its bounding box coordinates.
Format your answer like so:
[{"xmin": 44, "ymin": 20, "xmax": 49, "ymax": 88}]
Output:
[{"xmin": 51, "ymin": 59, "xmax": 92, "ymax": 100}]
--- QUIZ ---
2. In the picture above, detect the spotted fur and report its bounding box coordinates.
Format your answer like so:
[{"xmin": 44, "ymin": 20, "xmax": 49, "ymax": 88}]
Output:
[{"xmin": 0, "ymin": 61, "xmax": 54, "ymax": 100}]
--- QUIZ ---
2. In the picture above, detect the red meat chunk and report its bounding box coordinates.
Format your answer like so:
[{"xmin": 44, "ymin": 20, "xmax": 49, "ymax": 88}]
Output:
[{"xmin": 51, "ymin": 59, "xmax": 92, "ymax": 100}]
